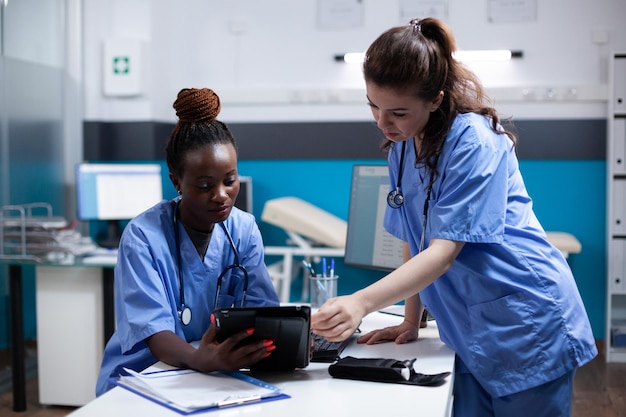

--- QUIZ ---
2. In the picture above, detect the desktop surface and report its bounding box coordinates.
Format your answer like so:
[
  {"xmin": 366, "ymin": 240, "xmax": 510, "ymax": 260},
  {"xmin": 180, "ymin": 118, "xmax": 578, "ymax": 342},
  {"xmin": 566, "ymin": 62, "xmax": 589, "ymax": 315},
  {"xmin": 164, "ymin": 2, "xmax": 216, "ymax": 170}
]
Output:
[{"xmin": 68, "ymin": 312, "xmax": 454, "ymax": 417}]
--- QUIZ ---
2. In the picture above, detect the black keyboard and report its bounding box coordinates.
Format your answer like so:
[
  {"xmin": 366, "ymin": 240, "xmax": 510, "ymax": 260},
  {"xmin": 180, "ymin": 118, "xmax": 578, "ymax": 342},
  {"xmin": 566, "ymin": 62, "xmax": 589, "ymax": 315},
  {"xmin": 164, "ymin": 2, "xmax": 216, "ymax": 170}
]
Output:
[{"xmin": 311, "ymin": 333, "xmax": 352, "ymax": 363}]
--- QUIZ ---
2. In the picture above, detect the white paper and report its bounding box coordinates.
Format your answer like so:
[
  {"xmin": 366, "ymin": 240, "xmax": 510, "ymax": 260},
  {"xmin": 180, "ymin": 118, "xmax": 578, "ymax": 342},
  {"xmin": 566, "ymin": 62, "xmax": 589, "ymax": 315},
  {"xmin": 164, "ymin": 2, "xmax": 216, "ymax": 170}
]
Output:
[
  {"xmin": 118, "ymin": 368, "xmax": 281, "ymax": 412},
  {"xmin": 399, "ymin": 0, "xmax": 448, "ymax": 23},
  {"xmin": 488, "ymin": 0, "xmax": 537, "ymax": 23},
  {"xmin": 317, "ymin": 0, "xmax": 364, "ymax": 29}
]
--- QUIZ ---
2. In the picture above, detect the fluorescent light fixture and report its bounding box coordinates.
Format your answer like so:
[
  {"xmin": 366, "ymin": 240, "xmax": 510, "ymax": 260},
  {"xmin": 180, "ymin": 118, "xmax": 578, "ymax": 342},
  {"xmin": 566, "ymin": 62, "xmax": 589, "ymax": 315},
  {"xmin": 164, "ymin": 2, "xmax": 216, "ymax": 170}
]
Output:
[
  {"xmin": 342, "ymin": 52, "xmax": 366, "ymax": 64},
  {"xmin": 334, "ymin": 53, "xmax": 364, "ymax": 63},
  {"xmin": 453, "ymin": 50, "xmax": 523, "ymax": 62},
  {"xmin": 335, "ymin": 50, "xmax": 522, "ymax": 63}
]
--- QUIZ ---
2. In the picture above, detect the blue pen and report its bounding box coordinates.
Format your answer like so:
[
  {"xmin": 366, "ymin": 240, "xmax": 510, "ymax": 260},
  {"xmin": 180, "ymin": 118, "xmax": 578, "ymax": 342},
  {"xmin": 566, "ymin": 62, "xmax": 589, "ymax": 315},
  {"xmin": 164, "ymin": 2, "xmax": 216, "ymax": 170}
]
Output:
[
  {"xmin": 322, "ymin": 258, "xmax": 327, "ymax": 277},
  {"xmin": 329, "ymin": 259, "xmax": 335, "ymax": 277}
]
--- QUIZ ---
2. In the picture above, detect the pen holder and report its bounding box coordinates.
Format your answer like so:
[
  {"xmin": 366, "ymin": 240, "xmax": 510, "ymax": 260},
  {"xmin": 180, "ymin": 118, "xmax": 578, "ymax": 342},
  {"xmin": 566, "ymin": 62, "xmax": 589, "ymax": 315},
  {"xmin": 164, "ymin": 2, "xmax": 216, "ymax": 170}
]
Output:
[{"xmin": 309, "ymin": 275, "xmax": 338, "ymax": 308}]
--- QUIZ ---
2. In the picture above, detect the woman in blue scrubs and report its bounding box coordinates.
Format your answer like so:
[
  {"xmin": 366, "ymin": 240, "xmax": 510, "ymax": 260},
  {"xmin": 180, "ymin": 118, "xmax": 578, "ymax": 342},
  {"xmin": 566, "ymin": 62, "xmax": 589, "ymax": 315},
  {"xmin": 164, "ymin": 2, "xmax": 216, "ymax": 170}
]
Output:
[
  {"xmin": 311, "ymin": 18, "xmax": 597, "ymax": 416},
  {"xmin": 96, "ymin": 88, "xmax": 279, "ymax": 396}
]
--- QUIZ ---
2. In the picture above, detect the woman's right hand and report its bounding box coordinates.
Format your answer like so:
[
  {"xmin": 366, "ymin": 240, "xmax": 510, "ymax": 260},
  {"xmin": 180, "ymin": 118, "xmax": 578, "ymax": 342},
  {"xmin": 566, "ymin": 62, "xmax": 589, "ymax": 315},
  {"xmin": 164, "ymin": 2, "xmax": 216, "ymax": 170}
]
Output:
[
  {"xmin": 192, "ymin": 321, "xmax": 275, "ymax": 372},
  {"xmin": 311, "ymin": 294, "xmax": 366, "ymax": 342}
]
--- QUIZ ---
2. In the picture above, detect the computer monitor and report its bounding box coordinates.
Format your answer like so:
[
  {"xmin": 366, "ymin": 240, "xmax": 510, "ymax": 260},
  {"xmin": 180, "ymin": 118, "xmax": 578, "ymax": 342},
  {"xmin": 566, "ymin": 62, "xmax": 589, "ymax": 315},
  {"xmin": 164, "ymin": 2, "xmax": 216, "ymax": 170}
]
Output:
[
  {"xmin": 236, "ymin": 176, "xmax": 253, "ymax": 213},
  {"xmin": 344, "ymin": 164, "xmax": 404, "ymax": 271},
  {"xmin": 76, "ymin": 163, "xmax": 164, "ymax": 247}
]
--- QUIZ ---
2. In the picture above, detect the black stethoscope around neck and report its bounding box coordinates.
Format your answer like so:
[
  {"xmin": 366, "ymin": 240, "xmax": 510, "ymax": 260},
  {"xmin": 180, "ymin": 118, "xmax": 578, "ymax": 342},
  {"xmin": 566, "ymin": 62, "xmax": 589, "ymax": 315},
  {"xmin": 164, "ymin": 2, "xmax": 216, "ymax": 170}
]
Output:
[
  {"xmin": 173, "ymin": 198, "xmax": 248, "ymax": 326},
  {"xmin": 387, "ymin": 140, "xmax": 438, "ymax": 252}
]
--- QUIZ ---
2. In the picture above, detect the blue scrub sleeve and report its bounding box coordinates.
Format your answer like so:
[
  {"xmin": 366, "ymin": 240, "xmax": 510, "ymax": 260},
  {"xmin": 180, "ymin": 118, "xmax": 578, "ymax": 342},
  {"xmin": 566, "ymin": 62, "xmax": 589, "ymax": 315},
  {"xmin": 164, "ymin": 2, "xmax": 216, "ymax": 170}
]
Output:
[{"xmin": 429, "ymin": 126, "xmax": 510, "ymax": 244}]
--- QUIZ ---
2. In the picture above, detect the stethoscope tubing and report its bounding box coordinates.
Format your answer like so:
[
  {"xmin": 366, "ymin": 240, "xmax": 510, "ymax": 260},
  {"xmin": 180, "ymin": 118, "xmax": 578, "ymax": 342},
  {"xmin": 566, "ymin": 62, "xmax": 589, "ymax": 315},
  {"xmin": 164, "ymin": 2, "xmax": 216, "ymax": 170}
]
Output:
[
  {"xmin": 173, "ymin": 198, "xmax": 248, "ymax": 325},
  {"xmin": 387, "ymin": 139, "xmax": 438, "ymax": 252}
]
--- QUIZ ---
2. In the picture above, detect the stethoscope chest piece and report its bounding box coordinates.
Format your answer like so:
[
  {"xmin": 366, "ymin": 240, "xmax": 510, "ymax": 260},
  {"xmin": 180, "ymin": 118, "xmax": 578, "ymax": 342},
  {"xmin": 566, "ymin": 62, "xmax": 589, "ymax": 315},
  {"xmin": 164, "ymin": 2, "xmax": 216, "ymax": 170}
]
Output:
[
  {"xmin": 387, "ymin": 188, "xmax": 404, "ymax": 209},
  {"xmin": 179, "ymin": 305, "xmax": 192, "ymax": 326},
  {"xmin": 388, "ymin": 140, "xmax": 407, "ymax": 210}
]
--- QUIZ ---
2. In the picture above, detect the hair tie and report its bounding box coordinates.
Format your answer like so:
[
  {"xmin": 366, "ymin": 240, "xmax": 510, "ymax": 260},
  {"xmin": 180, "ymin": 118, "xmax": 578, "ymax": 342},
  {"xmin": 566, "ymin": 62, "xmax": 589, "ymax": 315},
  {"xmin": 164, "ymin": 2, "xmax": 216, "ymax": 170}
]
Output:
[{"xmin": 409, "ymin": 18, "xmax": 421, "ymax": 33}]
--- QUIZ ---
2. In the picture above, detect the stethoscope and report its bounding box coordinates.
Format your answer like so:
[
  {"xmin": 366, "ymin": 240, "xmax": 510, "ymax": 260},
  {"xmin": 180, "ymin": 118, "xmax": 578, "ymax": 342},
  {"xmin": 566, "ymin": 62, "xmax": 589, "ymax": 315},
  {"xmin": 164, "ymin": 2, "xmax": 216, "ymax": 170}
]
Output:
[
  {"xmin": 173, "ymin": 198, "xmax": 248, "ymax": 326},
  {"xmin": 387, "ymin": 140, "xmax": 438, "ymax": 252}
]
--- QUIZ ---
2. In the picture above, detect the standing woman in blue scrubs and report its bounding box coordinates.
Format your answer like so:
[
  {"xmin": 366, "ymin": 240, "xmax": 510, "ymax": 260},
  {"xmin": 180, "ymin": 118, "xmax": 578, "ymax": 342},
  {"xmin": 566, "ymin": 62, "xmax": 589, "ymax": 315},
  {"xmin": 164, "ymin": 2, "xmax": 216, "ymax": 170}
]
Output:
[
  {"xmin": 311, "ymin": 18, "xmax": 597, "ymax": 416},
  {"xmin": 96, "ymin": 88, "xmax": 280, "ymax": 396}
]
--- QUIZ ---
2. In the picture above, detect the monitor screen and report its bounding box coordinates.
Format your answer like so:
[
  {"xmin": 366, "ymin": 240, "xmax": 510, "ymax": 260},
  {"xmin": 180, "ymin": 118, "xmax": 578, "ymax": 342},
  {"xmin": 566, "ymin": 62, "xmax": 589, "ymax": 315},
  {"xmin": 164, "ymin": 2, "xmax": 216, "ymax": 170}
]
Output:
[
  {"xmin": 344, "ymin": 164, "xmax": 404, "ymax": 271},
  {"xmin": 236, "ymin": 176, "xmax": 253, "ymax": 213},
  {"xmin": 76, "ymin": 163, "xmax": 164, "ymax": 221}
]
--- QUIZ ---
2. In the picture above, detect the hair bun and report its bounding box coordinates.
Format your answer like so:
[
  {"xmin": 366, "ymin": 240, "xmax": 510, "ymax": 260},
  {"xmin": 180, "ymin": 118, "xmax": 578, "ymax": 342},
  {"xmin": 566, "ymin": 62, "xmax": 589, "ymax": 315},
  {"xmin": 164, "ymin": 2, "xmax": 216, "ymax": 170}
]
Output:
[{"xmin": 173, "ymin": 88, "xmax": 221, "ymax": 122}]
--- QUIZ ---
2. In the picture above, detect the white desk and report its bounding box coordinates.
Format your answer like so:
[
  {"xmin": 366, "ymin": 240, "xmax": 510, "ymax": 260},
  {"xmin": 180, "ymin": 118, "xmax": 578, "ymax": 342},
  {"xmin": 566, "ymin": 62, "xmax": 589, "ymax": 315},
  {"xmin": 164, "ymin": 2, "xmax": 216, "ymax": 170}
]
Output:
[{"xmin": 68, "ymin": 312, "xmax": 455, "ymax": 417}]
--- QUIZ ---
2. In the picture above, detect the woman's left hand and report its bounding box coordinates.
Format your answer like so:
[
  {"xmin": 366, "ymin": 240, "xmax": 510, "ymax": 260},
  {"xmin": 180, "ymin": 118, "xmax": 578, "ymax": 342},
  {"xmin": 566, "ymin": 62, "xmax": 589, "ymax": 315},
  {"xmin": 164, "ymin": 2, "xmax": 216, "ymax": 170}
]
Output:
[{"xmin": 356, "ymin": 319, "xmax": 419, "ymax": 345}]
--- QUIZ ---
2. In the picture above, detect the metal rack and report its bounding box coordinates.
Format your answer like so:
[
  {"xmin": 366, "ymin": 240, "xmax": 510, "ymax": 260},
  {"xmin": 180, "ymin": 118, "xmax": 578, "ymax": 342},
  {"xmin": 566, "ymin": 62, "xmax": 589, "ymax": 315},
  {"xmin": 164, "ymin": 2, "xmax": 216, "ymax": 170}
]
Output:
[{"xmin": 0, "ymin": 202, "xmax": 80, "ymax": 261}]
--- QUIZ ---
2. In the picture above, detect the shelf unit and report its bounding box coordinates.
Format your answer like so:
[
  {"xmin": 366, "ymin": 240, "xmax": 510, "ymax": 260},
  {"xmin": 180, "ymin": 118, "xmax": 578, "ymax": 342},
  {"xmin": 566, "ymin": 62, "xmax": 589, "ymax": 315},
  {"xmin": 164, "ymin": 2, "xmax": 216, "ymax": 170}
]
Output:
[{"xmin": 607, "ymin": 52, "xmax": 626, "ymax": 362}]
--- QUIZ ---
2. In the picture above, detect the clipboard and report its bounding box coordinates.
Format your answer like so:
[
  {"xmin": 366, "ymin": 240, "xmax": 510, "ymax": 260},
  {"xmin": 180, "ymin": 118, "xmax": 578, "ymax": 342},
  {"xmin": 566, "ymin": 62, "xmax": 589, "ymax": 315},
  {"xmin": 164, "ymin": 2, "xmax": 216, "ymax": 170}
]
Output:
[{"xmin": 114, "ymin": 368, "xmax": 289, "ymax": 414}]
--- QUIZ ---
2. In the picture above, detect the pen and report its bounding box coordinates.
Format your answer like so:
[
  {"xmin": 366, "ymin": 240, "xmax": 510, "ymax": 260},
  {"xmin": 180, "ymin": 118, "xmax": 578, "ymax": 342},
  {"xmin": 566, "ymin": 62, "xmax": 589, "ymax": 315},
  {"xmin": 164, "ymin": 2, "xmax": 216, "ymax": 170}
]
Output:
[
  {"xmin": 302, "ymin": 260, "xmax": 316, "ymax": 277},
  {"xmin": 218, "ymin": 394, "xmax": 261, "ymax": 407},
  {"xmin": 329, "ymin": 258, "xmax": 335, "ymax": 277},
  {"xmin": 322, "ymin": 257, "xmax": 327, "ymax": 277}
]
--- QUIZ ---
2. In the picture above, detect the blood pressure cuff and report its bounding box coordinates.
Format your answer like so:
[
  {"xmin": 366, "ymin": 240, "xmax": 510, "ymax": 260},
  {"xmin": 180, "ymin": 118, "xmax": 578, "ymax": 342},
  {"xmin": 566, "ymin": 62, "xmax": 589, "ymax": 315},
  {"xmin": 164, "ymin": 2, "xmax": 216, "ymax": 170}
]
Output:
[{"xmin": 328, "ymin": 356, "xmax": 451, "ymax": 386}]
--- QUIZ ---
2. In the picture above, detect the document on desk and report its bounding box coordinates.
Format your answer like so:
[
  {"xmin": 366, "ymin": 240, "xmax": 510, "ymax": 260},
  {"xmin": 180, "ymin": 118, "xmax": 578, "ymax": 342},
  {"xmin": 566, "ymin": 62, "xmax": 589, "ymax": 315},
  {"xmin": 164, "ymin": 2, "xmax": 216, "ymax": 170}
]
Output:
[{"xmin": 115, "ymin": 367, "xmax": 288, "ymax": 414}]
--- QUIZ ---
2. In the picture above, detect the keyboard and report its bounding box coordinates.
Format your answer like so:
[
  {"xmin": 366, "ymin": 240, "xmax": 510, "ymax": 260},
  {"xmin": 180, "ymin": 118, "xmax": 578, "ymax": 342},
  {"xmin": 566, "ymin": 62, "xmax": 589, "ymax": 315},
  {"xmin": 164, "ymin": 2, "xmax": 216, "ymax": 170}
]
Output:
[{"xmin": 311, "ymin": 333, "xmax": 352, "ymax": 363}]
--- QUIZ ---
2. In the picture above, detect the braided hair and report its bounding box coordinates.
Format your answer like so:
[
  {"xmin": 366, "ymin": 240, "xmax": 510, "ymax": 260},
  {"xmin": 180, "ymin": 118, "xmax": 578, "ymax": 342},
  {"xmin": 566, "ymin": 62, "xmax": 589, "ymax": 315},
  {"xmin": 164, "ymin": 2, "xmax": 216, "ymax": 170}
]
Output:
[{"xmin": 165, "ymin": 88, "xmax": 237, "ymax": 178}]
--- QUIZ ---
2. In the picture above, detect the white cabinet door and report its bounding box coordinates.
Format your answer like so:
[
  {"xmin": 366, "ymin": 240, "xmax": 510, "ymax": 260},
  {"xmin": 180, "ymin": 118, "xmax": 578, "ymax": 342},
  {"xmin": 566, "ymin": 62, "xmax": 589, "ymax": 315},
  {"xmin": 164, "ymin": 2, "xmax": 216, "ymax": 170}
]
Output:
[{"xmin": 36, "ymin": 266, "xmax": 104, "ymax": 406}]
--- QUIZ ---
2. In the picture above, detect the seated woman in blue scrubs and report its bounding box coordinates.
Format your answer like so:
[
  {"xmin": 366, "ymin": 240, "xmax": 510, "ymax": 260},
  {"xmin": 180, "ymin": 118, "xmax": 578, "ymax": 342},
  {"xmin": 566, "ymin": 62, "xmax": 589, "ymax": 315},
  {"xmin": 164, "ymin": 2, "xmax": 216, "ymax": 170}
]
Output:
[
  {"xmin": 311, "ymin": 18, "xmax": 597, "ymax": 417},
  {"xmin": 96, "ymin": 88, "xmax": 279, "ymax": 396}
]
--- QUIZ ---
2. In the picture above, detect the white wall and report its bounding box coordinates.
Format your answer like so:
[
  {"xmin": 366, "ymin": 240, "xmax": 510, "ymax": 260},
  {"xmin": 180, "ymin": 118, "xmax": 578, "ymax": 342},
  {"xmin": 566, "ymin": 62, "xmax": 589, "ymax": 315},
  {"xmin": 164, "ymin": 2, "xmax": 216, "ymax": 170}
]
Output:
[{"xmin": 82, "ymin": 0, "xmax": 626, "ymax": 122}]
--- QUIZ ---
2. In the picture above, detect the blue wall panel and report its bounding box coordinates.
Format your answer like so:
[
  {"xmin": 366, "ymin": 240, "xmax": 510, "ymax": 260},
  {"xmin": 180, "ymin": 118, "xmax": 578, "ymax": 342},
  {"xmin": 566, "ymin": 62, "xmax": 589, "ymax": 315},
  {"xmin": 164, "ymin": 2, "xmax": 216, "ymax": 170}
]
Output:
[
  {"xmin": 77, "ymin": 158, "xmax": 609, "ymax": 342},
  {"xmin": 238, "ymin": 159, "xmax": 607, "ymax": 339}
]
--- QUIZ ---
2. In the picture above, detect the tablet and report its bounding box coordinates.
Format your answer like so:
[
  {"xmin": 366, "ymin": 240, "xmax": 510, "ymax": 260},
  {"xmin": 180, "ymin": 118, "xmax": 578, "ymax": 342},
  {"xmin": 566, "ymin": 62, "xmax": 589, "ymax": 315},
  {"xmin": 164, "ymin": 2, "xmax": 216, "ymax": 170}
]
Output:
[{"xmin": 213, "ymin": 305, "xmax": 311, "ymax": 371}]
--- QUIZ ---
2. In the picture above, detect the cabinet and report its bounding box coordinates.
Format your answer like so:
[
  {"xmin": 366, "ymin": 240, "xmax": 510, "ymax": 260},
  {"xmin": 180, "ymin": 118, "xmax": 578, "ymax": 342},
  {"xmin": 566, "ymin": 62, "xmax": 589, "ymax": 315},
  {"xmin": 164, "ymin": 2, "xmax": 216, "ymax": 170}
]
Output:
[
  {"xmin": 36, "ymin": 266, "xmax": 105, "ymax": 406},
  {"xmin": 607, "ymin": 52, "xmax": 626, "ymax": 362}
]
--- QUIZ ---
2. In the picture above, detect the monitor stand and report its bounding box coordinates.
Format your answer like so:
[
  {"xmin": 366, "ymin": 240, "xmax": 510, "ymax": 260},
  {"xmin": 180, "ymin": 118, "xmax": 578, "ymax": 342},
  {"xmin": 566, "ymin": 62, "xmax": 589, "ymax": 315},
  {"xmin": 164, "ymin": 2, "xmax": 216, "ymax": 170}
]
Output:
[{"xmin": 96, "ymin": 220, "xmax": 122, "ymax": 249}]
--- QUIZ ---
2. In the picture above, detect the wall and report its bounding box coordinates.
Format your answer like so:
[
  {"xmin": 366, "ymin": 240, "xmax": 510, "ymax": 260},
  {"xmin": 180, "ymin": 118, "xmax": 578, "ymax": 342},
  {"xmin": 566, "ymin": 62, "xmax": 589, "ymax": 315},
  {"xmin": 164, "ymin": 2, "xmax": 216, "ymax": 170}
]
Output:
[
  {"xmin": 81, "ymin": 0, "xmax": 624, "ymax": 122},
  {"xmin": 76, "ymin": 0, "xmax": 625, "ymax": 340}
]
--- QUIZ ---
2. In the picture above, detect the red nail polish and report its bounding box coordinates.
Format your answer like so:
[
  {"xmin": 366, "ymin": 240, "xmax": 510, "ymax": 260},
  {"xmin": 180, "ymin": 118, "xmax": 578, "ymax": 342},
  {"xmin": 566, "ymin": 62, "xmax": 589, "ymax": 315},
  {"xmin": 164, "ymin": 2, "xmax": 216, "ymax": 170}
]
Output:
[{"xmin": 246, "ymin": 328, "xmax": 254, "ymax": 335}]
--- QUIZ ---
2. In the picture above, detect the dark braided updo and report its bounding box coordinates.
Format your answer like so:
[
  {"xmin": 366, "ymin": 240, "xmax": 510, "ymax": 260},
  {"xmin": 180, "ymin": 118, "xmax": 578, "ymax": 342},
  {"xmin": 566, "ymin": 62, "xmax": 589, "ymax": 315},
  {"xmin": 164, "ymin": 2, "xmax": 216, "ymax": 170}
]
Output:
[{"xmin": 165, "ymin": 88, "xmax": 237, "ymax": 178}]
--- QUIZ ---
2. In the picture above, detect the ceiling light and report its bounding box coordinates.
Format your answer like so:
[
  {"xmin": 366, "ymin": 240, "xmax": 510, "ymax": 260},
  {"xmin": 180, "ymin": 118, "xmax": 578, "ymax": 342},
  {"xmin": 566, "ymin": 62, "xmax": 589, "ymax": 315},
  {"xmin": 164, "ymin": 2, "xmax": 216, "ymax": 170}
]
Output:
[{"xmin": 334, "ymin": 50, "xmax": 523, "ymax": 63}]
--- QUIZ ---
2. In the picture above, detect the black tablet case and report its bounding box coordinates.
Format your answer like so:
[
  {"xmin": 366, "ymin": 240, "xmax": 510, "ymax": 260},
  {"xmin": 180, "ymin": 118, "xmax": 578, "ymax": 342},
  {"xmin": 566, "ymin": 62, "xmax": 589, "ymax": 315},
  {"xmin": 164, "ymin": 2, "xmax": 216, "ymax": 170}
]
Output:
[{"xmin": 213, "ymin": 305, "xmax": 311, "ymax": 371}]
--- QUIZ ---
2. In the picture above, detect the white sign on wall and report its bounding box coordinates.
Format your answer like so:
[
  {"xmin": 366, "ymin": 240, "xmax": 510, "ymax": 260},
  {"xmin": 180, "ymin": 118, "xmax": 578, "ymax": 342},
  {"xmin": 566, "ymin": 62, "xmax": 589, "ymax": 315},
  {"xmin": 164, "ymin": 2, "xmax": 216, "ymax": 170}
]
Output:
[
  {"xmin": 488, "ymin": 0, "xmax": 537, "ymax": 23},
  {"xmin": 102, "ymin": 39, "xmax": 143, "ymax": 97},
  {"xmin": 317, "ymin": 0, "xmax": 364, "ymax": 29},
  {"xmin": 399, "ymin": 0, "xmax": 448, "ymax": 23}
]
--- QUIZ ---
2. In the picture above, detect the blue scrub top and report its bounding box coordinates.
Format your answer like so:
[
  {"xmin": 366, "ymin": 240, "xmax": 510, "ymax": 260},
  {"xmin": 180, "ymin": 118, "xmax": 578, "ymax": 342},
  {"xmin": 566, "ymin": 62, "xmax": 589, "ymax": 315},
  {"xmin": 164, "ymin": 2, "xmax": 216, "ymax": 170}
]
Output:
[
  {"xmin": 384, "ymin": 113, "xmax": 597, "ymax": 397},
  {"xmin": 96, "ymin": 199, "xmax": 279, "ymax": 395}
]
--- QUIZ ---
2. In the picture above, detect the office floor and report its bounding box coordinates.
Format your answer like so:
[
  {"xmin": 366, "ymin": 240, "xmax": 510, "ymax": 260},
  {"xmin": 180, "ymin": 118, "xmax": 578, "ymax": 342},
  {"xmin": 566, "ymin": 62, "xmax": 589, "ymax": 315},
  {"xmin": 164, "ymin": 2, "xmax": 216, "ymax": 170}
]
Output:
[{"xmin": 0, "ymin": 346, "xmax": 625, "ymax": 417}]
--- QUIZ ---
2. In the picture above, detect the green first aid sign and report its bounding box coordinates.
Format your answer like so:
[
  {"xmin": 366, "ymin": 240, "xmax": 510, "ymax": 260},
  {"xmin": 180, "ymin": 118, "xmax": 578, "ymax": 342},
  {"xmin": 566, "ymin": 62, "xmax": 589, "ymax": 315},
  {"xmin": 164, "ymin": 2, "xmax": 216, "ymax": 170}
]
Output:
[
  {"xmin": 113, "ymin": 56, "xmax": 130, "ymax": 74},
  {"xmin": 103, "ymin": 39, "xmax": 142, "ymax": 96}
]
